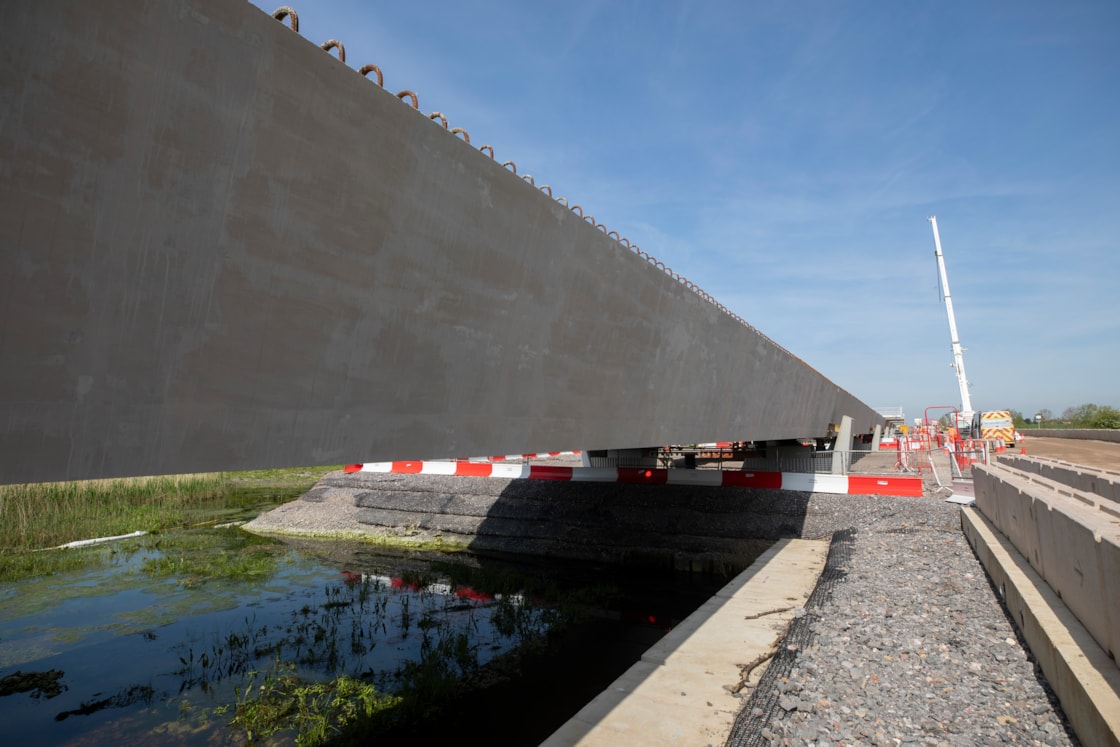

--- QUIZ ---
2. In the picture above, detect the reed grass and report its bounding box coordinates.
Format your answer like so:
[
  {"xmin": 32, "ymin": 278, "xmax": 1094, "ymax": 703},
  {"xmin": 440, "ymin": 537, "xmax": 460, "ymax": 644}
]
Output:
[
  {"xmin": 0, "ymin": 466, "xmax": 338, "ymax": 555},
  {"xmin": 0, "ymin": 473, "xmax": 231, "ymax": 553}
]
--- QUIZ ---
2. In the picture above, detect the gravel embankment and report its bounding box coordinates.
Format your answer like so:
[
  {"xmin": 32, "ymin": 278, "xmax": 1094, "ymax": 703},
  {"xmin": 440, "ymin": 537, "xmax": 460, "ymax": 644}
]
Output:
[{"xmin": 729, "ymin": 494, "xmax": 1078, "ymax": 747}]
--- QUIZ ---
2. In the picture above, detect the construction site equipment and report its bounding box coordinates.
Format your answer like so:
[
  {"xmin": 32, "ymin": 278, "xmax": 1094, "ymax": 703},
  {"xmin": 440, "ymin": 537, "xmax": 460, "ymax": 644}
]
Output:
[
  {"xmin": 929, "ymin": 216, "xmax": 973, "ymax": 428},
  {"xmin": 971, "ymin": 410, "xmax": 1016, "ymax": 447}
]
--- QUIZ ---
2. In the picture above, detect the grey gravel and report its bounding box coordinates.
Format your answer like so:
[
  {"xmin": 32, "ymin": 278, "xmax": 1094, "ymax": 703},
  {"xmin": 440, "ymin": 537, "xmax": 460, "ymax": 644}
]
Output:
[{"xmin": 730, "ymin": 493, "xmax": 1079, "ymax": 747}]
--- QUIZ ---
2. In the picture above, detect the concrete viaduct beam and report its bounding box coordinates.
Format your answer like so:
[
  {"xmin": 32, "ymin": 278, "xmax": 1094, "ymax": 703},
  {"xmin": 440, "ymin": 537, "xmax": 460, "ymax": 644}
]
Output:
[{"xmin": 0, "ymin": 0, "xmax": 881, "ymax": 484}]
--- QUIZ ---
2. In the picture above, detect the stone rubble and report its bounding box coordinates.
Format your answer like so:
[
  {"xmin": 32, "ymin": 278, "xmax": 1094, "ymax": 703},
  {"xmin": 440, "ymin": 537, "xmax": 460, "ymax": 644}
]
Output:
[{"xmin": 729, "ymin": 494, "xmax": 1080, "ymax": 747}]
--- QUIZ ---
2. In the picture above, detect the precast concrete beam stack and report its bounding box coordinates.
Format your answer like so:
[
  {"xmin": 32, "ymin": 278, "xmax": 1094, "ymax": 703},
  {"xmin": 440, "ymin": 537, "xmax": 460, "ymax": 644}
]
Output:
[
  {"xmin": 973, "ymin": 461, "xmax": 1120, "ymax": 663},
  {"xmin": 968, "ymin": 458, "xmax": 1120, "ymax": 746},
  {"xmin": 998, "ymin": 454, "xmax": 1120, "ymax": 504}
]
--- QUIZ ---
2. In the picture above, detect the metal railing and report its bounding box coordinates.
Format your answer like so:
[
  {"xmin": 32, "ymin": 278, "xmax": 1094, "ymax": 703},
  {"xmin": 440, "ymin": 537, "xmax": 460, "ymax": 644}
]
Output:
[
  {"xmin": 586, "ymin": 455, "xmax": 661, "ymax": 468},
  {"xmin": 589, "ymin": 445, "xmax": 991, "ymax": 477},
  {"xmin": 738, "ymin": 450, "xmax": 882, "ymax": 474}
]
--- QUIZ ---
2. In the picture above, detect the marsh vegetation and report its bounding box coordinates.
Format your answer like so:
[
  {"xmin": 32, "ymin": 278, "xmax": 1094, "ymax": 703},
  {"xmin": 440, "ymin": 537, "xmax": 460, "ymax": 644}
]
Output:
[
  {"xmin": 0, "ymin": 466, "xmax": 337, "ymax": 581},
  {"xmin": 0, "ymin": 469, "xmax": 736, "ymax": 745}
]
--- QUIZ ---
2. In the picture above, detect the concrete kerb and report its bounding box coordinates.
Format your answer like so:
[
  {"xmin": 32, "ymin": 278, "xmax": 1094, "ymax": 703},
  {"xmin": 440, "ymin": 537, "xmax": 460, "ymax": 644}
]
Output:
[
  {"xmin": 540, "ymin": 538, "xmax": 829, "ymax": 747},
  {"xmin": 961, "ymin": 507, "xmax": 1120, "ymax": 747}
]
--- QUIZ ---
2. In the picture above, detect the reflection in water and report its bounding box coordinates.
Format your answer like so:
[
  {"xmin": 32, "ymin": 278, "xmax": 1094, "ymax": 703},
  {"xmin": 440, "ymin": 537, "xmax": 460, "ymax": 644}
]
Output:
[
  {"xmin": 166, "ymin": 569, "xmax": 552, "ymax": 698},
  {"xmin": 0, "ymin": 669, "xmax": 67, "ymax": 699},
  {"xmin": 55, "ymin": 684, "xmax": 155, "ymax": 722},
  {"xmin": 0, "ymin": 530, "xmax": 737, "ymax": 746}
]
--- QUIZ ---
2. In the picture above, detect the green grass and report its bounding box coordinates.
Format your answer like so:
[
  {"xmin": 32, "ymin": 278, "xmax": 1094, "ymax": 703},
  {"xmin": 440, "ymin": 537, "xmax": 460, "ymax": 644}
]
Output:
[
  {"xmin": 139, "ymin": 529, "xmax": 287, "ymax": 589},
  {"xmin": 0, "ymin": 465, "xmax": 339, "ymax": 560},
  {"xmin": 217, "ymin": 659, "xmax": 402, "ymax": 746}
]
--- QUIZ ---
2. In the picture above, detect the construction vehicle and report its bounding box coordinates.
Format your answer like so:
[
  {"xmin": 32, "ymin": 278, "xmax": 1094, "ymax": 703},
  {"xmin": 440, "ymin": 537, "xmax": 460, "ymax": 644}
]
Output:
[{"xmin": 971, "ymin": 410, "xmax": 1016, "ymax": 447}]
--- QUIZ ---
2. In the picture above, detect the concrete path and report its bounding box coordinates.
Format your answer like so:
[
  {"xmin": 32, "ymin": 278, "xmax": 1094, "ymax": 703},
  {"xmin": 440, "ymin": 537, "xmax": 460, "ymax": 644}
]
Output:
[{"xmin": 540, "ymin": 538, "xmax": 828, "ymax": 746}]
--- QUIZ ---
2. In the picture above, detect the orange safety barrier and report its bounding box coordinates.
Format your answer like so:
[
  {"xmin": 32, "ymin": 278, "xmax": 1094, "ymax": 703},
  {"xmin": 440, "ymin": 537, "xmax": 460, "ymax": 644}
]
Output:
[
  {"xmin": 849, "ymin": 476, "xmax": 924, "ymax": 498},
  {"xmin": 952, "ymin": 439, "xmax": 987, "ymax": 471},
  {"xmin": 455, "ymin": 462, "xmax": 493, "ymax": 477}
]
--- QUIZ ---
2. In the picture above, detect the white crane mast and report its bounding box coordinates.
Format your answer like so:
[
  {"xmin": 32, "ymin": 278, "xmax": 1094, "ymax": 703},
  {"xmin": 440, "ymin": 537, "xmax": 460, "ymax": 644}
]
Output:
[{"xmin": 928, "ymin": 216, "xmax": 973, "ymax": 423}]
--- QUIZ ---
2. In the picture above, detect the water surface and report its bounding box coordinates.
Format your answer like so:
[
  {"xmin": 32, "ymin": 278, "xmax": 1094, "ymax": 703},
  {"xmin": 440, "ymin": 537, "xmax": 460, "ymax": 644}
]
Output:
[{"xmin": 0, "ymin": 527, "xmax": 739, "ymax": 745}]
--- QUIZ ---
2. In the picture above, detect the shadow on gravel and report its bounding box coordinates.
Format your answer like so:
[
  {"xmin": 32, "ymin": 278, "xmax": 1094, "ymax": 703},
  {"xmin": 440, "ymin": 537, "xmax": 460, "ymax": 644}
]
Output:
[
  {"xmin": 468, "ymin": 480, "xmax": 812, "ymax": 573},
  {"xmin": 345, "ymin": 471, "xmax": 813, "ymax": 573}
]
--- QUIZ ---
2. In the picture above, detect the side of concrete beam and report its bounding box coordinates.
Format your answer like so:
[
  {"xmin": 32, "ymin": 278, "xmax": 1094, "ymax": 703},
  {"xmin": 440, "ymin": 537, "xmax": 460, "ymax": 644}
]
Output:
[{"xmin": 0, "ymin": 0, "xmax": 881, "ymax": 483}]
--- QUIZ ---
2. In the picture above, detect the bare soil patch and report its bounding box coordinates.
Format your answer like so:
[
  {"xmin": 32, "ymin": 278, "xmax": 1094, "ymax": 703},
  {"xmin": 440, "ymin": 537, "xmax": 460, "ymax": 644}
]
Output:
[{"xmin": 1018, "ymin": 435, "xmax": 1120, "ymax": 471}]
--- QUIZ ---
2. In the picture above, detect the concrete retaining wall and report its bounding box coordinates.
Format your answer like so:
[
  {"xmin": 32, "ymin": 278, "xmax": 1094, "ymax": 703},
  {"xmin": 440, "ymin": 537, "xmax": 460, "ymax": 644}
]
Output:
[
  {"xmin": 0, "ymin": 0, "xmax": 879, "ymax": 484},
  {"xmin": 972, "ymin": 462, "xmax": 1120, "ymax": 665}
]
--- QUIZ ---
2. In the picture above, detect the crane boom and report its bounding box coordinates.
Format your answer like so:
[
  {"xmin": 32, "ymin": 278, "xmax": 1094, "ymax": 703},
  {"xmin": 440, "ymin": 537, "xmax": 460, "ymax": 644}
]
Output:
[{"xmin": 928, "ymin": 216, "xmax": 973, "ymax": 421}]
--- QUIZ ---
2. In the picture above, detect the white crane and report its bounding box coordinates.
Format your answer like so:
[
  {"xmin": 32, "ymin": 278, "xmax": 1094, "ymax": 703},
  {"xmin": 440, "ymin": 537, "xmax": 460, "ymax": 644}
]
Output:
[{"xmin": 928, "ymin": 216, "xmax": 973, "ymax": 425}]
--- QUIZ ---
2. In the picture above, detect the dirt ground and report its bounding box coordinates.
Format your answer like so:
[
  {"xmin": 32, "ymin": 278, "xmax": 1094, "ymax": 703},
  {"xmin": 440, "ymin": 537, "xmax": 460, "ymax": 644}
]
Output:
[{"xmin": 1015, "ymin": 435, "xmax": 1120, "ymax": 471}]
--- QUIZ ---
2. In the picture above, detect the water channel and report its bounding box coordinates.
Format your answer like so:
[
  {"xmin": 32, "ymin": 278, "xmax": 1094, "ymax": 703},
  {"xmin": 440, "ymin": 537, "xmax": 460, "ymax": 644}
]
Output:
[{"xmin": 0, "ymin": 515, "xmax": 751, "ymax": 745}]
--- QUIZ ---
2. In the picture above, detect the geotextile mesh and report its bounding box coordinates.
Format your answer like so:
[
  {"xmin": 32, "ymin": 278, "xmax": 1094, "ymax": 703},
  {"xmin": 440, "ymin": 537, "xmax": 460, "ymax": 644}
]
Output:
[{"xmin": 724, "ymin": 529, "xmax": 856, "ymax": 747}]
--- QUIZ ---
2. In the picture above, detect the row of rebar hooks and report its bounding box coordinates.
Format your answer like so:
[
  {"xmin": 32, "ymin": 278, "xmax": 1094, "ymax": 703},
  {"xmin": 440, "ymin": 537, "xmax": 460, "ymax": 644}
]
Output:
[{"xmin": 270, "ymin": 6, "xmax": 808, "ymax": 352}]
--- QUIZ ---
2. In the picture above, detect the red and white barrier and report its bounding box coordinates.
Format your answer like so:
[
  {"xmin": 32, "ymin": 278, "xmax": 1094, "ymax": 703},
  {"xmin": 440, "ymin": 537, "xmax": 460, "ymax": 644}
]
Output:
[{"xmin": 342, "ymin": 461, "xmax": 923, "ymax": 497}]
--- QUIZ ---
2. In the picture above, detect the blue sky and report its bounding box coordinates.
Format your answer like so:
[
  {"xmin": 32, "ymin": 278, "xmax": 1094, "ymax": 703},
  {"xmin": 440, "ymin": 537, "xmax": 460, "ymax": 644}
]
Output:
[{"xmin": 252, "ymin": 1, "xmax": 1118, "ymax": 425}]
